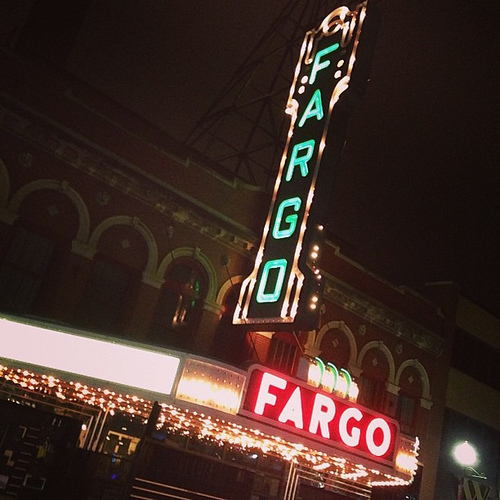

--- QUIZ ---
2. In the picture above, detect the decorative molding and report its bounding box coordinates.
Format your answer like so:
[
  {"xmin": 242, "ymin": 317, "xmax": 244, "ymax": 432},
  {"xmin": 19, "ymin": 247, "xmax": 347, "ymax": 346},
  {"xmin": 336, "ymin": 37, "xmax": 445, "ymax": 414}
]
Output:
[
  {"xmin": 88, "ymin": 215, "xmax": 159, "ymax": 277},
  {"xmin": 385, "ymin": 382, "xmax": 400, "ymax": 396},
  {"xmin": 0, "ymin": 207, "xmax": 18, "ymax": 225},
  {"xmin": 202, "ymin": 299, "xmax": 223, "ymax": 315},
  {"xmin": 315, "ymin": 320, "xmax": 358, "ymax": 369},
  {"xmin": 141, "ymin": 272, "xmax": 164, "ymax": 289},
  {"xmin": 420, "ymin": 397, "xmax": 433, "ymax": 410},
  {"xmin": 157, "ymin": 246, "xmax": 218, "ymax": 303},
  {"xmin": 323, "ymin": 275, "xmax": 445, "ymax": 357},
  {"xmin": 71, "ymin": 240, "xmax": 97, "ymax": 259},
  {"xmin": 396, "ymin": 358, "xmax": 432, "ymax": 401},
  {"xmin": 216, "ymin": 275, "xmax": 244, "ymax": 306},
  {"xmin": 357, "ymin": 340, "xmax": 396, "ymax": 385},
  {"xmin": 0, "ymin": 101, "xmax": 258, "ymax": 258},
  {"xmin": 7, "ymin": 178, "xmax": 90, "ymax": 242}
]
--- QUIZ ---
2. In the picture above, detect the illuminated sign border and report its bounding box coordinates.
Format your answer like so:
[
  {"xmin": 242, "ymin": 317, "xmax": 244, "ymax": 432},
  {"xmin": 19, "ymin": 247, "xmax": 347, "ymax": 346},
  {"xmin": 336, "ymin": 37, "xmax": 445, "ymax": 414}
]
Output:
[
  {"xmin": 234, "ymin": 2, "xmax": 368, "ymax": 327},
  {"xmin": 239, "ymin": 365, "xmax": 400, "ymax": 466}
]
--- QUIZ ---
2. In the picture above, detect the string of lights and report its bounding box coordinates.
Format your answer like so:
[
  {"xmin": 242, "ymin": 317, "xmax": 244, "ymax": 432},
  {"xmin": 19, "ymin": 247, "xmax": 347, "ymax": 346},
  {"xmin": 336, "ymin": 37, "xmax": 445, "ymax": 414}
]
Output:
[{"xmin": 0, "ymin": 363, "xmax": 417, "ymax": 487}]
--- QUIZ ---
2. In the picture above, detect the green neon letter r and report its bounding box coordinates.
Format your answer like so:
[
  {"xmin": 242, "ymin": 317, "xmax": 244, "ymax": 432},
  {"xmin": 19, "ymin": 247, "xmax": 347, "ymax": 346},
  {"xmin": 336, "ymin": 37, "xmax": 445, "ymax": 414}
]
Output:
[{"xmin": 285, "ymin": 139, "xmax": 315, "ymax": 181}]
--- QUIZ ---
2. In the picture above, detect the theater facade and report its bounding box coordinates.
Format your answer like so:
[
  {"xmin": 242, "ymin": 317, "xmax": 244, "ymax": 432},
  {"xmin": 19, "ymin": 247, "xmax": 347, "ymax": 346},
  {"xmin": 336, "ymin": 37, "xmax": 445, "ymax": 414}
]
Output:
[
  {"xmin": 1, "ymin": 314, "xmax": 420, "ymax": 499},
  {"xmin": 0, "ymin": 1, "xmax": 455, "ymax": 498}
]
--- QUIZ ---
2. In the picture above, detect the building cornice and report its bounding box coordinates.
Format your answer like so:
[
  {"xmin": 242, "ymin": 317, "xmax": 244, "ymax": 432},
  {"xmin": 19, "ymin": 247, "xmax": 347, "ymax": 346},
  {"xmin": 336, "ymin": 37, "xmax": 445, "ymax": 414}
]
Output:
[
  {"xmin": 323, "ymin": 274, "xmax": 445, "ymax": 358},
  {"xmin": 0, "ymin": 97, "xmax": 258, "ymax": 257}
]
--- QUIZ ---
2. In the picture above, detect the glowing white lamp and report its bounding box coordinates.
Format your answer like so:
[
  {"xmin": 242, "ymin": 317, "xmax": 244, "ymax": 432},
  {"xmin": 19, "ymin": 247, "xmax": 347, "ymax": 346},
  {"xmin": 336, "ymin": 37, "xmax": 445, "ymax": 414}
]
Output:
[{"xmin": 453, "ymin": 441, "xmax": 477, "ymax": 467}]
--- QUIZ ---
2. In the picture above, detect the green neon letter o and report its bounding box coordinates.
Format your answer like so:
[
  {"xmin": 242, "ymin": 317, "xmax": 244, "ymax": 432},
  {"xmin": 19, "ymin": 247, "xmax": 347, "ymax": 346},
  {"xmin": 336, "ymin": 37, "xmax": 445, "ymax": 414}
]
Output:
[{"xmin": 256, "ymin": 259, "xmax": 288, "ymax": 303}]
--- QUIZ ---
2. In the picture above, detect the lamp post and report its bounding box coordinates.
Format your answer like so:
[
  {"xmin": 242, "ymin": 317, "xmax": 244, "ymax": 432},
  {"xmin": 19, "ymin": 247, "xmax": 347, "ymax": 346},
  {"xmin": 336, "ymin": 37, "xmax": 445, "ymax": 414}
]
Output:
[{"xmin": 452, "ymin": 441, "xmax": 487, "ymax": 500}]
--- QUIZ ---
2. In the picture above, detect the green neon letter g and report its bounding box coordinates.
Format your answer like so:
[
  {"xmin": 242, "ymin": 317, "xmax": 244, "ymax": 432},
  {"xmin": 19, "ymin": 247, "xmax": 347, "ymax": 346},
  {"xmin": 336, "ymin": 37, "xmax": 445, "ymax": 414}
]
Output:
[
  {"xmin": 256, "ymin": 258, "xmax": 288, "ymax": 303},
  {"xmin": 272, "ymin": 197, "xmax": 302, "ymax": 239}
]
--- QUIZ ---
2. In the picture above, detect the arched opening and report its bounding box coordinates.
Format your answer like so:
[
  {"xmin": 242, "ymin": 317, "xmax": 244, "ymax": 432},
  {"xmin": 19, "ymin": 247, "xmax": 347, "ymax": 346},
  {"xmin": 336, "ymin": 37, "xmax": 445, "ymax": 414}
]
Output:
[
  {"xmin": 357, "ymin": 343, "xmax": 393, "ymax": 414},
  {"xmin": 150, "ymin": 258, "xmax": 207, "ymax": 350},
  {"xmin": 396, "ymin": 366, "xmax": 422, "ymax": 435},
  {"xmin": 74, "ymin": 254, "xmax": 141, "ymax": 336},
  {"xmin": 0, "ymin": 187, "xmax": 79, "ymax": 317}
]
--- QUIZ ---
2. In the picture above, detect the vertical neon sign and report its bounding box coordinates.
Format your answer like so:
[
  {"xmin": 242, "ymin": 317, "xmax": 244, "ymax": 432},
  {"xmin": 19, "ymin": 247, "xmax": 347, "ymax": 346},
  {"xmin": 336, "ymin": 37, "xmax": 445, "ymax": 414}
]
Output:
[{"xmin": 233, "ymin": 2, "xmax": 369, "ymax": 328}]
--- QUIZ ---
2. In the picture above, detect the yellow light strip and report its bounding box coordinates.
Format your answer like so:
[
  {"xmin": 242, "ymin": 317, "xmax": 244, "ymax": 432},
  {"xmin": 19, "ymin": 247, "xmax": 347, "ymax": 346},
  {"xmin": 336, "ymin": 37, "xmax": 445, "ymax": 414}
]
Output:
[{"xmin": 175, "ymin": 358, "xmax": 246, "ymax": 415}]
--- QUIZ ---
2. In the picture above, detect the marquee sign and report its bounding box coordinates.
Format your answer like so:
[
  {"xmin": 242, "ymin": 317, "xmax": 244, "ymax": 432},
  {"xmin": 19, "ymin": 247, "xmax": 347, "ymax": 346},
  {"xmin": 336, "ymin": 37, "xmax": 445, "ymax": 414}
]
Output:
[
  {"xmin": 240, "ymin": 367, "xmax": 399, "ymax": 465},
  {"xmin": 233, "ymin": 2, "xmax": 369, "ymax": 328}
]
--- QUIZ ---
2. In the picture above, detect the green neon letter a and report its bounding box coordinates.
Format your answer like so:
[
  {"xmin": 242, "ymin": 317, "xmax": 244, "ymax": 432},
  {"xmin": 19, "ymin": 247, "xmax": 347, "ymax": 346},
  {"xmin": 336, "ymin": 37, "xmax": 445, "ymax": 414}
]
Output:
[
  {"xmin": 272, "ymin": 197, "xmax": 302, "ymax": 239},
  {"xmin": 256, "ymin": 258, "xmax": 288, "ymax": 303},
  {"xmin": 285, "ymin": 139, "xmax": 315, "ymax": 182},
  {"xmin": 298, "ymin": 89, "xmax": 324, "ymax": 128}
]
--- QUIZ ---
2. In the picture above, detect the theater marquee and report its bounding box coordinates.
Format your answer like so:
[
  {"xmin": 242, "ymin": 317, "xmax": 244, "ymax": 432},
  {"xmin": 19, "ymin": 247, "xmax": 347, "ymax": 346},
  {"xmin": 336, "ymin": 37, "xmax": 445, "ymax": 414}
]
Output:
[
  {"xmin": 240, "ymin": 366, "xmax": 400, "ymax": 466},
  {"xmin": 233, "ymin": 2, "xmax": 369, "ymax": 328}
]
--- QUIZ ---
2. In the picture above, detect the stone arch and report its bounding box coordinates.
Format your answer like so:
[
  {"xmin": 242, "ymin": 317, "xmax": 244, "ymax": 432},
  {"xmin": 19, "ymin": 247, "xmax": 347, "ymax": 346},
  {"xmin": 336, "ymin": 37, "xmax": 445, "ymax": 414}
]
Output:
[
  {"xmin": 216, "ymin": 275, "xmax": 245, "ymax": 306},
  {"xmin": 357, "ymin": 340, "xmax": 396, "ymax": 385},
  {"xmin": 396, "ymin": 358, "xmax": 432, "ymax": 402},
  {"xmin": 0, "ymin": 158, "xmax": 9, "ymax": 207},
  {"xmin": 157, "ymin": 246, "xmax": 217, "ymax": 303},
  {"xmin": 7, "ymin": 179, "xmax": 90, "ymax": 242},
  {"xmin": 315, "ymin": 320, "xmax": 358, "ymax": 370},
  {"xmin": 89, "ymin": 216, "xmax": 158, "ymax": 278}
]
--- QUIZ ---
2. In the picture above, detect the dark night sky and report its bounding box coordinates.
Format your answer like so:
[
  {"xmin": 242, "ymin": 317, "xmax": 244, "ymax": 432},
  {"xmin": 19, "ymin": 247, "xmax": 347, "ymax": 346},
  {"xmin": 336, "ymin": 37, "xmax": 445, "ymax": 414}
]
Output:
[{"xmin": 63, "ymin": 0, "xmax": 499, "ymax": 315}]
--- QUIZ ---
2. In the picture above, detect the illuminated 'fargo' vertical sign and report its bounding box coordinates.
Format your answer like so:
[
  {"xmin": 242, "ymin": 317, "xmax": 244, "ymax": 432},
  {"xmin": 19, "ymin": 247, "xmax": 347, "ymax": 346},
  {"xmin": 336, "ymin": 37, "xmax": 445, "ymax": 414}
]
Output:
[{"xmin": 233, "ymin": 2, "xmax": 368, "ymax": 328}]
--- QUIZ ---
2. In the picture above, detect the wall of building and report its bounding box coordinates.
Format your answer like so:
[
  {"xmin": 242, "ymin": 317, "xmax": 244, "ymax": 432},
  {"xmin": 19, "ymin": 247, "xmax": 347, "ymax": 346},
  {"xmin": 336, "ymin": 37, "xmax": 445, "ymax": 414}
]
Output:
[
  {"xmin": 434, "ymin": 297, "xmax": 500, "ymax": 500},
  {"xmin": 0, "ymin": 45, "xmax": 459, "ymax": 499}
]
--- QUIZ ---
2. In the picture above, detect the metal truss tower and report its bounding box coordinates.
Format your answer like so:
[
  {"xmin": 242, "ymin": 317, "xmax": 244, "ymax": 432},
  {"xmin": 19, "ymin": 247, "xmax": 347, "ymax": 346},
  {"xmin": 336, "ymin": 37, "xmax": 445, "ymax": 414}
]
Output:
[{"xmin": 185, "ymin": 1, "xmax": 334, "ymax": 190}]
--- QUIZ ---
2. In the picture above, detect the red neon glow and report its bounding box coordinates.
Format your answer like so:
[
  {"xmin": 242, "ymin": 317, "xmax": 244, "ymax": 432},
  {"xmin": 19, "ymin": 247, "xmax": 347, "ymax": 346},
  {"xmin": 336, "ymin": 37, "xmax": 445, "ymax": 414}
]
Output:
[{"xmin": 242, "ymin": 368, "xmax": 399, "ymax": 463}]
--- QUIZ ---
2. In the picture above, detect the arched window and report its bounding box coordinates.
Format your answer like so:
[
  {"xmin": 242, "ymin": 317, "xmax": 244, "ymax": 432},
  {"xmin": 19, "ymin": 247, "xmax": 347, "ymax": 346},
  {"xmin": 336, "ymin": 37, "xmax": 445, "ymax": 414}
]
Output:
[
  {"xmin": 358, "ymin": 375, "xmax": 387, "ymax": 413},
  {"xmin": 150, "ymin": 259, "xmax": 206, "ymax": 348},
  {"xmin": 358, "ymin": 348, "xmax": 390, "ymax": 413},
  {"xmin": 396, "ymin": 365, "xmax": 424, "ymax": 435},
  {"xmin": 0, "ymin": 227, "xmax": 55, "ymax": 315},
  {"xmin": 74, "ymin": 256, "xmax": 139, "ymax": 336}
]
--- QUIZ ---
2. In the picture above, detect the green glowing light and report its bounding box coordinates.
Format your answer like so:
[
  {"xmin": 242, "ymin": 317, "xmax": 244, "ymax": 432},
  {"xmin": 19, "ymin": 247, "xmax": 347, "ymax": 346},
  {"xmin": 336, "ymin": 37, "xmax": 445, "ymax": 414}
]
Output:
[
  {"xmin": 298, "ymin": 89, "xmax": 324, "ymax": 128},
  {"xmin": 256, "ymin": 259, "xmax": 288, "ymax": 303},
  {"xmin": 285, "ymin": 139, "xmax": 316, "ymax": 182},
  {"xmin": 310, "ymin": 43, "xmax": 339, "ymax": 84},
  {"xmin": 326, "ymin": 362, "xmax": 339, "ymax": 389},
  {"xmin": 314, "ymin": 356, "xmax": 325, "ymax": 381},
  {"xmin": 340, "ymin": 368, "xmax": 352, "ymax": 396},
  {"xmin": 272, "ymin": 197, "xmax": 302, "ymax": 239}
]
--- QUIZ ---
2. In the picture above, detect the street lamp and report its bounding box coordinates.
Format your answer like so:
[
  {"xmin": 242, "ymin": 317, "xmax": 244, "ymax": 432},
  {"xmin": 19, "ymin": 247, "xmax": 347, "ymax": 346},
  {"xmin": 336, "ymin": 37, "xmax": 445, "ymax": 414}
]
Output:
[
  {"xmin": 452, "ymin": 441, "xmax": 487, "ymax": 500},
  {"xmin": 453, "ymin": 441, "xmax": 477, "ymax": 467}
]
